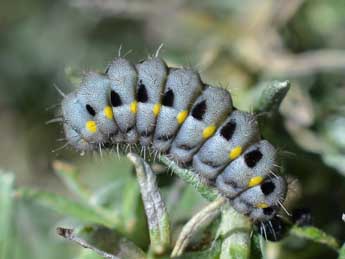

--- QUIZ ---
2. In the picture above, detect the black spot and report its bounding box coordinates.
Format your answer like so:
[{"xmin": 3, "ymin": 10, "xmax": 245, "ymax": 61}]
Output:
[
  {"xmin": 126, "ymin": 126, "xmax": 134, "ymax": 133},
  {"xmin": 110, "ymin": 90, "xmax": 122, "ymax": 107},
  {"xmin": 162, "ymin": 89, "xmax": 174, "ymax": 107},
  {"xmin": 191, "ymin": 100, "xmax": 207, "ymax": 121},
  {"xmin": 261, "ymin": 181, "xmax": 275, "ymax": 195},
  {"xmin": 220, "ymin": 120, "xmax": 236, "ymax": 140},
  {"xmin": 263, "ymin": 207, "xmax": 274, "ymax": 216},
  {"xmin": 86, "ymin": 104, "xmax": 96, "ymax": 116},
  {"xmin": 244, "ymin": 149, "xmax": 263, "ymax": 168},
  {"xmin": 292, "ymin": 208, "xmax": 312, "ymax": 226},
  {"xmin": 137, "ymin": 81, "xmax": 148, "ymax": 103}
]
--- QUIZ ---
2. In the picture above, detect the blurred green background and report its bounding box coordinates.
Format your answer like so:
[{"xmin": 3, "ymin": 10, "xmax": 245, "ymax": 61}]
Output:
[{"xmin": 1, "ymin": 0, "xmax": 345, "ymax": 258}]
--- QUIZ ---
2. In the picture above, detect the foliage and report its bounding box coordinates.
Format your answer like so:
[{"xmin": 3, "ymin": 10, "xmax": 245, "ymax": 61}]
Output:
[{"xmin": 1, "ymin": 0, "xmax": 345, "ymax": 258}]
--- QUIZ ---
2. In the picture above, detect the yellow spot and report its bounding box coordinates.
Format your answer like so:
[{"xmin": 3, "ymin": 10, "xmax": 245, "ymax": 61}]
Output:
[
  {"xmin": 176, "ymin": 110, "xmax": 188, "ymax": 124},
  {"xmin": 130, "ymin": 101, "xmax": 137, "ymax": 113},
  {"xmin": 86, "ymin": 120, "xmax": 97, "ymax": 133},
  {"xmin": 152, "ymin": 103, "xmax": 161, "ymax": 117},
  {"xmin": 229, "ymin": 146, "xmax": 242, "ymax": 160},
  {"xmin": 103, "ymin": 106, "xmax": 113, "ymax": 120},
  {"xmin": 256, "ymin": 202, "xmax": 269, "ymax": 209},
  {"xmin": 202, "ymin": 125, "xmax": 216, "ymax": 139},
  {"xmin": 247, "ymin": 176, "xmax": 264, "ymax": 187}
]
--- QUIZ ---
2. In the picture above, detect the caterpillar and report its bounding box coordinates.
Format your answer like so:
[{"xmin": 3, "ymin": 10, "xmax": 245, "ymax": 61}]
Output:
[{"xmin": 57, "ymin": 54, "xmax": 288, "ymax": 225}]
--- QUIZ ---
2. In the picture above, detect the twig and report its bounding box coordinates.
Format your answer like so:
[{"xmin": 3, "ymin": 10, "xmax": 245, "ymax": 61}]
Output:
[
  {"xmin": 56, "ymin": 227, "xmax": 120, "ymax": 259},
  {"xmin": 171, "ymin": 196, "xmax": 227, "ymax": 257}
]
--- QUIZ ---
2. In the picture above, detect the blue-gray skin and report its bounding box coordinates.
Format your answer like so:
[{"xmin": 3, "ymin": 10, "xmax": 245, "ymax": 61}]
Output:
[
  {"xmin": 152, "ymin": 68, "xmax": 203, "ymax": 152},
  {"xmin": 61, "ymin": 92, "xmax": 105, "ymax": 149},
  {"xmin": 216, "ymin": 140, "xmax": 277, "ymax": 198},
  {"xmin": 63, "ymin": 124, "xmax": 96, "ymax": 151},
  {"xmin": 77, "ymin": 72, "xmax": 121, "ymax": 141},
  {"xmin": 193, "ymin": 110, "xmax": 260, "ymax": 180},
  {"xmin": 135, "ymin": 58, "xmax": 167, "ymax": 146},
  {"xmin": 169, "ymin": 86, "xmax": 232, "ymax": 164},
  {"xmin": 231, "ymin": 176, "xmax": 287, "ymax": 221},
  {"xmin": 107, "ymin": 58, "xmax": 138, "ymax": 144}
]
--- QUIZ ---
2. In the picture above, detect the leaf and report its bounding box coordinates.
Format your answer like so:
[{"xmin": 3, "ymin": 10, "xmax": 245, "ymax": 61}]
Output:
[
  {"xmin": 250, "ymin": 234, "xmax": 264, "ymax": 259},
  {"xmin": 127, "ymin": 153, "xmax": 171, "ymax": 254},
  {"xmin": 290, "ymin": 226, "xmax": 340, "ymax": 251},
  {"xmin": 53, "ymin": 160, "xmax": 91, "ymax": 201},
  {"xmin": 217, "ymin": 205, "xmax": 252, "ymax": 259},
  {"xmin": 0, "ymin": 171, "xmax": 15, "ymax": 259},
  {"xmin": 58, "ymin": 225, "xmax": 146, "ymax": 259},
  {"xmin": 253, "ymin": 80, "xmax": 290, "ymax": 115},
  {"xmin": 338, "ymin": 242, "xmax": 345, "ymax": 259},
  {"xmin": 176, "ymin": 238, "xmax": 222, "ymax": 259},
  {"xmin": 159, "ymin": 155, "xmax": 219, "ymax": 201},
  {"xmin": 15, "ymin": 188, "xmax": 123, "ymax": 230},
  {"xmin": 74, "ymin": 250, "xmax": 103, "ymax": 259}
]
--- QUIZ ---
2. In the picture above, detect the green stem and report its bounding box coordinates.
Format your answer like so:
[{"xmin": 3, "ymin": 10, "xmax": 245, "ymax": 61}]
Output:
[{"xmin": 159, "ymin": 155, "xmax": 219, "ymax": 201}]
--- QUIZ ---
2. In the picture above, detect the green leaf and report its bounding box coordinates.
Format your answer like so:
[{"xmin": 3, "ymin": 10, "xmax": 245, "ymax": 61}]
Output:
[
  {"xmin": 253, "ymin": 80, "xmax": 290, "ymax": 115},
  {"xmin": 75, "ymin": 225, "xmax": 146, "ymax": 259},
  {"xmin": 176, "ymin": 238, "xmax": 222, "ymax": 259},
  {"xmin": 0, "ymin": 171, "xmax": 15, "ymax": 259},
  {"xmin": 53, "ymin": 160, "xmax": 91, "ymax": 201},
  {"xmin": 250, "ymin": 234, "xmax": 264, "ymax": 259},
  {"xmin": 159, "ymin": 155, "xmax": 219, "ymax": 201},
  {"xmin": 338, "ymin": 242, "xmax": 345, "ymax": 259},
  {"xmin": 290, "ymin": 226, "xmax": 340, "ymax": 251},
  {"xmin": 74, "ymin": 250, "xmax": 103, "ymax": 259},
  {"xmin": 16, "ymin": 188, "xmax": 123, "ymax": 230},
  {"xmin": 218, "ymin": 205, "xmax": 252, "ymax": 259}
]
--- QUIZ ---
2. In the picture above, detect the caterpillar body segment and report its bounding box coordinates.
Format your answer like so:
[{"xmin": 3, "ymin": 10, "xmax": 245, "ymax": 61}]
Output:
[
  {"xmin": 135, "ymin": 58, "xmax": 168, "ymax": 146},
  {"xmin": 215, "ymin": 140, "xmax": 277, "ymax": 198},
  {"xmin": 77, "ymin": 72, "xmax": 120, "ymax": 140},
  {"xmin": 59, "ymin": 55, "xmax": 288, "ymax": 223},
  {"xmin": 107, "ymin": 58, "xmax": 138, "ymax": 144},
  {"xmin": 169, "ymin": 86, "xmax": 232, "ymax": 163},
  {"xmin": 231, "ymin": 176, "xmax": 287, "ymax": 221},
  {"xmin": 152, "ymin": 68, "xmax": 203, "ymax": 152},
  {"xmin": 193, "ymin": 110, "xmax": 260, "ymax": 180}
]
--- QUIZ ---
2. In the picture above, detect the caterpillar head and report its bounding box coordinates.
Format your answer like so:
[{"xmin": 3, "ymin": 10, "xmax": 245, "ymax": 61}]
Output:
[
  {"xmin": 169, "ymin": 86, "xmax": 232, "ymax": 163},
  {"xmin": 63, "ymin": 124, "xmax": 96, "ymax": 151},
  {"xmin": 135, "ymin": 58, "xmax": 167, "ymax": 146},
  {"xmin": 232, "ymin": 176, "xmax": 288, "ymax": 221},
  {"xmin": 77, "ymin": 72, "xmax": 120, "ymax": 141},
  {"xmin": 61, "ymin": 92, "xmax": 105, "ymax": 150},
  {"xmin": 193, "ymin": 110, "xmax": 260, "ymax": 180},
  {"xmin": 153, "ymin": 68, "xmax": 203, "ymax": 152},
  {"xmin": 107, "ymin": 58, "xmax": 138, "ymax": 143},
  {"xmin": 216, "ymin": 140, "xmax": 277, "ymax": 197}
]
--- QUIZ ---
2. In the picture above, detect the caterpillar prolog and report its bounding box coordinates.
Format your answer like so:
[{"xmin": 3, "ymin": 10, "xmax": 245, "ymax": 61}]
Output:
[{"xmin": 57, "ymin": 53, "xmax": 288, "ymax": 225}]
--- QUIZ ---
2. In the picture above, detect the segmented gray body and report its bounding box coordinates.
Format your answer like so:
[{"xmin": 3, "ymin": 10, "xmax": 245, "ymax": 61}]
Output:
[{"xmin": 59, "ymin": 56, "xmax": 287, "ymax": 222}]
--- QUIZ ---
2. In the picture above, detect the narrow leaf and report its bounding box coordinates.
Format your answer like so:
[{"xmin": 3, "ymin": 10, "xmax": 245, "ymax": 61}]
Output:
[
  {"xmin": 58, "ymin": 225, "xmax": 146, "ymax": 259},
  {"xmin": 53, "ymin": 160, "xmax": 91, "ymax": 201},
  {"xmin": 0, "ymin": 172, "xmax": 15, "ymax": 259},
  {"xmin": 290, "ymin": 226, "xmax": 339, "ymax": 251},
  {"xmin": 253, "ymin": 80, "xmax": 290, "ymax": 115},
  {"xmin": 16, "ymin": 188, "xmax": 122, "ymax": 230}
]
